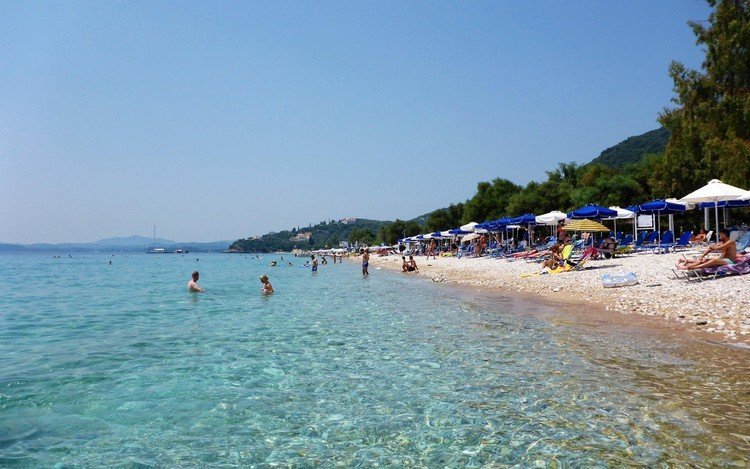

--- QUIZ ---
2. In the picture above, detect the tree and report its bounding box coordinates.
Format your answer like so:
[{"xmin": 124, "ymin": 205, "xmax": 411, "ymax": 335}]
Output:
[
  {"xmin": 426, "ymin": 203, "xmax": 464, "ymax": 231},
  {"xmin": 461, "ymin": 178, "xmax": 522, "ymax": 223},
  {"xmin": 658, "ymin": 0, "xmax": 750, "ymax": 194}
]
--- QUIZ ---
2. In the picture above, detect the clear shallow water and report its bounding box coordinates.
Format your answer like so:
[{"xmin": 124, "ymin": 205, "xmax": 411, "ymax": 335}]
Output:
[{"xmin": 1, "ymin": 252, "xmax": 749, "ymax": 467}]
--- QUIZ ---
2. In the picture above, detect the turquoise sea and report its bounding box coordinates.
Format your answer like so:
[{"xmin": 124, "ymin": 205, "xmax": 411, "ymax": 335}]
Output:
[{"xmin": 1, "ymin": 252, "xmax": 749, "ymax": 466}]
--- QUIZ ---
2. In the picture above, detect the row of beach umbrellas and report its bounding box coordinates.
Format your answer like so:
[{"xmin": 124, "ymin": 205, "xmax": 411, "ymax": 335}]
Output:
[{"xmin": 399, "ymin": 179, "xmax": 750, "ymax": 244}]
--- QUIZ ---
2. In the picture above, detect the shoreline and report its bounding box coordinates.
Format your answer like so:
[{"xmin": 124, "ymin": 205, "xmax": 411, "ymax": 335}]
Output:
[{"xmin": 355, "ymin": 251, "xmax": 750, "ymax": 347}]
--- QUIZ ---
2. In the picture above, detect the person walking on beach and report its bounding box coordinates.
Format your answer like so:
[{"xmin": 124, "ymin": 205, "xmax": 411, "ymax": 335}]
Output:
[
  {"xmin": 260, "ymin": 274, "xmax": 274, "ymax": 294},
  {"xmin": 188, "ymin": 271, "xmax": 203, "ymax": 292},
  {"xmin": 362, "ymin": 249, "xmax": 370, "ymax": 275}
]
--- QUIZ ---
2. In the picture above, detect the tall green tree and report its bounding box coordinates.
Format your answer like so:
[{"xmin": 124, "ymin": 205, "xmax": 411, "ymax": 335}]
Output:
[
  {"xmin": 658, "ymin": 0, "xmax": 750, "ymax": 194},
  {"xmin": 461, "ymin": 178, "xmax": 521, "ymax": 223}
]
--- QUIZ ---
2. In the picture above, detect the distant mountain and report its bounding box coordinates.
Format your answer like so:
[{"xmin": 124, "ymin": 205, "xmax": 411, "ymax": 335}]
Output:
[
  {"xmin": 92, "ymin": 235, "xmax": 175, "ymax": 247},
  {"xmin": 0, "ymin": 236, "xmax": 232, "ymax": 253},
  {"xmin": 589, "ymin": 127, "xmax": 670, "ymax": 168}
]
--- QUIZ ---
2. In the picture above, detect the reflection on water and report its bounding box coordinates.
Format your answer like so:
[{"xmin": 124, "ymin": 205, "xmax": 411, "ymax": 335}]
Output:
[{"xmin": 0, "ymin": 253, "xmax": 748, "ymax": 466}]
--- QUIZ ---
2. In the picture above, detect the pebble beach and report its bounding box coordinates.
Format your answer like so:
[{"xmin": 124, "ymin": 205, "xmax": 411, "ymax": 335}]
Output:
[{"xmin": 363, "ymin": 251, "xmax": 750, "ymax": 344}]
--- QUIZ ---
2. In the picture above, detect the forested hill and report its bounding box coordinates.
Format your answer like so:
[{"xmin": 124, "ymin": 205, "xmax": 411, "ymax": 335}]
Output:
[
  {"xmin": 589, "ymin": 127, "xmax": 670, "ymax": 168},
  {"xmin": 228, "ymin": 219, "xmax": 388, "ymax": 253}
]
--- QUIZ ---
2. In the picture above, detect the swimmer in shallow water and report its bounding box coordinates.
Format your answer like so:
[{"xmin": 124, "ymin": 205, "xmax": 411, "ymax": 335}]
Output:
[
  {"xmin": 270, "ymin": 260, "xmax": 277, "ymax": 267},
  {"xmin": 260, "ymin": 274, "xmax": 274, "ymax": 294},
  {"xmin": 188, "ymin": 271, "xmax": 203, "ymax": 292}
]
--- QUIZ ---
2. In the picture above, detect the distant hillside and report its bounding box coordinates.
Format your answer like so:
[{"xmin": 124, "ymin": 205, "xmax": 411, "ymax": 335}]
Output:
[
  {"xmin": 589, "ymin": 127, "xmax": 670, "ymax": 168},
  {"xmin": 0, "ymin": 236, "xmax": 232, "ymax": 253},
  {"xmin": 229, "ymin": 219, "xmax": 388, "ymax": 253}
]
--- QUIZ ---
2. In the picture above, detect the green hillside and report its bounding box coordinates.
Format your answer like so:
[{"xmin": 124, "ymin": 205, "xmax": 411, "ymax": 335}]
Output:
[
  {"xmin": 589, "ymin": 127, "xmax": 670, "ymax": 168},
  {"xmin": 228, "ymin": 219, "xmax": 388, "ymax": 253}
]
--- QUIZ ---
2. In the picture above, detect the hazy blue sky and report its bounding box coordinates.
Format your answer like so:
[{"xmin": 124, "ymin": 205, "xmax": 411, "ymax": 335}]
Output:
[{"xmin": 1, "ymin": 1, "xmax": 711, "ymax": 243}]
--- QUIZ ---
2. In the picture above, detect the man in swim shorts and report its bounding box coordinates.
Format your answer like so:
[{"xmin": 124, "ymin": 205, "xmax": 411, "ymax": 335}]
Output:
[
  {"xmin": 675, "ymin": 229, "xmax": 737, "ymax": 270},
  {"xmin": 362, "ymin": 249, "xmax": 370, "ymax": 276},
  {"xmin": 188, "ymin": 271, "xmax": 203, "ymax": 292},
  {"xmin": 311, "ymin": 255, "xmax": 318, "ymax": 272}
]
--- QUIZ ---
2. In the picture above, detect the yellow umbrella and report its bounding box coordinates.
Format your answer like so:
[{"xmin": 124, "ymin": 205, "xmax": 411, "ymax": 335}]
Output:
[{"xmin": 562, "ymin": 218, "xmax": 610, "ymax": 232}]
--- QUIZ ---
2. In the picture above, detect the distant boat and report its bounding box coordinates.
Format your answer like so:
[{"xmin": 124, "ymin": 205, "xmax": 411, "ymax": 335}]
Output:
[{"xmin": 145, "ymin": 225, "xmax": 171, "ymax": 254}]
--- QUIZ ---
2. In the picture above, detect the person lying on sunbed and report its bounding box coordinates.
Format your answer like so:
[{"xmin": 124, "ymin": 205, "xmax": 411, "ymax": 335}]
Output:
[
  {"xmin": 675, "ymin": 229, "xmax": 737, "ymax": 270},
  {"xmin": 690, "ymin": 228, "xmax": 708, "ymax": 243},
  {"xmin": 597, "ymin": 237, "xmax": 617, "ymax": 259}
]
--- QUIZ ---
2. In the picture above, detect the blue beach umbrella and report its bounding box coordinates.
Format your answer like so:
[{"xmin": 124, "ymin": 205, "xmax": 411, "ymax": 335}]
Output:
[
  {"xmin": 568, "ymin": 204, "xmax": 618, "ymax": 220},
  {"xmin": 508, "ymin": 214, "xmax": 536, "ymax": 243},
  {"xmin": 636, "ymin": 199, "xmax": 686, "ymax": 246}
]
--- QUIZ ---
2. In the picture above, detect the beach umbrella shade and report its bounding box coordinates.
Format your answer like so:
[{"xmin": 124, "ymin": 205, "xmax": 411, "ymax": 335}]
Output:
[
  {"xmin": 604, "ymin": 206, "xmax": 636, "ymax": 239},
  {"xmin": 460, "ymin": 222, "xmax": 478, "ymax": 232},
  {"xmin": 562, "ymin": 219, "xmax": 611, "ymax": 232},
  {"xmin": 461, "ymin": 233, "xmax": 480, "ymax": 243},
  {"xmin": 679, "ymin": 179, "xmax": 749, "ymax": 242},
  {"xmin": 636, "ymin": 199, "xmax": 686, "ymax": 246},
  {"xmin": 535, "ymin": 211, "xmax": 567, "ymax": 225},
  {"xmin": 568, "ymin": 204, "xmax": 617, "ymax": 220}
]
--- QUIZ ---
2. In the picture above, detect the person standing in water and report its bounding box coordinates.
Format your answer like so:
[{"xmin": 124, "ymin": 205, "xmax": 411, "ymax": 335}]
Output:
[
  {"xmin": 260, "ymin": 274, "xmax": 274, "ymax": 294},
  {"xmin": 311, "ymin": 255, "xmax": 318, "ymax": 272},
  {"xmin": 188, "ymin": 271, "xmax": 203, "ymax": 292},
  {"xmin": 362, "ymin": 249, "xmax": 370, "ymax": 276}
]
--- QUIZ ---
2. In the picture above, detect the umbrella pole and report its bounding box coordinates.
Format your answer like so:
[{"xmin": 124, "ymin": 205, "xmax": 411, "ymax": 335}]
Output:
[{"xmin": 715, "ymin": 201, "xmax": 720, "ymax": 242}]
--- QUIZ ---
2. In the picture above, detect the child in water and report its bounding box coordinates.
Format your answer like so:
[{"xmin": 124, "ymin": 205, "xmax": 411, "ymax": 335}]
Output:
[{"xmin": 260, "ymin": 274, "xmax": 274, "ymax": 294}]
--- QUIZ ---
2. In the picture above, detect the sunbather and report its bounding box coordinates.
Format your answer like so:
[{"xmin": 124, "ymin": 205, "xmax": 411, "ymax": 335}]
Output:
[
  {"xmin": 675, "ymin": 229, "xmax": 737, "ymax": 270},
  {"xmin": 542, "ymin": 242, "xmax": 564, "ymax": 270},
  {"xmin": 597, "ymin": 237, "xmax": 617, "ymax": 259},
  {"xmin": 690, "ymin": 228, "xmax": 708, "ymax": 243}
]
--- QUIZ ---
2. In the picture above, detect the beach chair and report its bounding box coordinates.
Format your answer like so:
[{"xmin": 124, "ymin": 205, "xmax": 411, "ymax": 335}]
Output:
[
  {"xmin": 668, "ymin": 231, "xmax": 693, "ymax": 251},
  {"xmin": 735, "ymin": 232, "xmax": 750, "ymax": 253},
  {"xmin": 621, "ymin": 234, "xmax": 633, "ymax": 245},
  {"xmin": 635, "ymin": 231, "xmax": 659, "ymax": 252},
  {"xmin": 633, "ymin": 231, "xmax": 648, "ymax": 248},
  {"xmin": 651, "ymin": 230, "xmax": 674, "ymax": 253},
  {"xmin": 677, "ymin": 254, "xmax": 750, "ymax": 282}
]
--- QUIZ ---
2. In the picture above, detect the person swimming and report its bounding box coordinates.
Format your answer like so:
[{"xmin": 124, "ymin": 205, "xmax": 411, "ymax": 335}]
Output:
[
  {"xmin": 188, "ymin": 271, "xmax": 203, "ymax": 292},
  {"xmin": 260, "ymin": 274, "xmax": 274, "ymax": 294},
  {"xmin": 270, "ymin": 261, "xmax": 277, "ymax": 267}
]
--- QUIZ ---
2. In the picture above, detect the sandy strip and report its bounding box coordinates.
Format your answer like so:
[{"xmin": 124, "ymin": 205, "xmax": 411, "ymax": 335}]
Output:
[{"xmin": 359, "ymin": 251, "xmax": 750, "ymax": 344}]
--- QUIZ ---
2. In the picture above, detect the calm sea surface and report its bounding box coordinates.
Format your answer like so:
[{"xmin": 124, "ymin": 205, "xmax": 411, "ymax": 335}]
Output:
[{"xmin": 1, "ymin": 252, "xmax": 749, "ymax": 467}]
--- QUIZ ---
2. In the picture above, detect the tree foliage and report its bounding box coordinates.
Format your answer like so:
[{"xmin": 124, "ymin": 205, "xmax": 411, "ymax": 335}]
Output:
[{"xmin": 657, "ymin": 0, "xmax": 750, "ymax": 194}]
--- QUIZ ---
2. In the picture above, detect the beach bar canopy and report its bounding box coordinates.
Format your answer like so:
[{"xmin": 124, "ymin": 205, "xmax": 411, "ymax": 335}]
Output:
[
  {"xmin": 568, "ymin": 204, "xmax": 617, "ymax": 220},
  {"xmin": 679, "ymin": 179, "xmax": 749, "ymax": 242}
]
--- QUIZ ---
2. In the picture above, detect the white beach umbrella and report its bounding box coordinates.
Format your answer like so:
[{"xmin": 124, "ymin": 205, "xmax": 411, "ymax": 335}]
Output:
[
  {"xmin": 535, "ymin": 211, "xmax": 567, "ymax": 225},
  {"xmin": 741, "ymin": 190, "xmax": 750, "ymax": 201},
  {"xmin": 440, "ymin": 230, "xmax": 452, "ymax": 237},
  {"xmin": 460, "ymin": 222, "xmax": 478, "ymax": 232},
  {"xmin": 461, "ymin": 233, "xmax": 480, "ymax": 243},
  {"xmin": 679, "ymin": 179, "xmax": 748, "ymax": 242},
  {"xmin": 604, "ymin": 206, "xmax": 636, "ymax": 239}
]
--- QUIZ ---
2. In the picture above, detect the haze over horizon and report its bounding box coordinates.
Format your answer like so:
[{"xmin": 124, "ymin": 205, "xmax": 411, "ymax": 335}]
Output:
[{"xmin": 1, "ymin": 1, "xmax": 711, "ymax": 244}]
